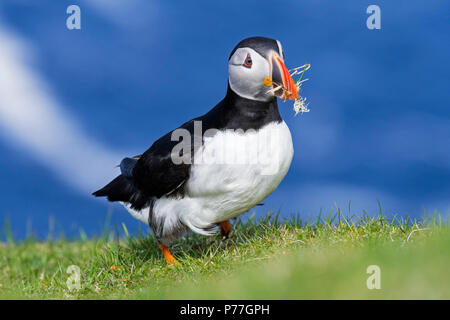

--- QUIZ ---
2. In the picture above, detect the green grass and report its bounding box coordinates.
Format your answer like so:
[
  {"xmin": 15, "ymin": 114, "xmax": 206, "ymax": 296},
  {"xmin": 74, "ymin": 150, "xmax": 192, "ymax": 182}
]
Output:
[{"xmin": 0, "ymin": 211, "xmax": 449, "ymax": 299}]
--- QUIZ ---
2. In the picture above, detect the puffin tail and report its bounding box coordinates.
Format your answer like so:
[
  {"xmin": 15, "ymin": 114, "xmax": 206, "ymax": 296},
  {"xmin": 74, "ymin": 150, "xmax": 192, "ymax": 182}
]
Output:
[
  {"xmin": 92, "ymin": 175, "xmax": 132, "ymax": 201},
  {"xmin": 93, "ymin": 175, "xmax": 149, "ymax": 209}
]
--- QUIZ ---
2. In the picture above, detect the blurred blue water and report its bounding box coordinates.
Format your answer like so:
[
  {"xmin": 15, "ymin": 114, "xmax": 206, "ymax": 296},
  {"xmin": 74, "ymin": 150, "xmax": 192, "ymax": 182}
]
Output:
[{"xmin": 0, "ymin": 1, "xmax": 448, "ymax": 239}]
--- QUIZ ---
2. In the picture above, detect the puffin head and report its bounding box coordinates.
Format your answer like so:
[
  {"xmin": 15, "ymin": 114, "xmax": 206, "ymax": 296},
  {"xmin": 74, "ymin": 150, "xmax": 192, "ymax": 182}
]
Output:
[{"xmin": 228, "ymin": 36, "xmax": 299, "ymax": 102}]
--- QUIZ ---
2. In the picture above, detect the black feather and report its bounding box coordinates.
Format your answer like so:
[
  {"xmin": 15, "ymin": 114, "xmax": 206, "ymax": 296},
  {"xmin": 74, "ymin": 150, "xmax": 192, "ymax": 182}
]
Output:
[
  {"xmin": 120, "ymin": 157, "xmax": 138, "ymax": 178},
  {"xmin": 92, "ymin": 175, "xmax": 150, "ymax": 209}
]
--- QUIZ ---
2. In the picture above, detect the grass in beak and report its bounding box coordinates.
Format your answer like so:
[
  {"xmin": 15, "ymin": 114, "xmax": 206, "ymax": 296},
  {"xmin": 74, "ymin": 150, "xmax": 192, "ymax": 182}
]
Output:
[
  {"xmin": 267, "ymin": 63, "xmax": 311, "ymax": 116},
  {"xmin": 290, "ymin": 63, "xmax": 311, "ymax": 116}
]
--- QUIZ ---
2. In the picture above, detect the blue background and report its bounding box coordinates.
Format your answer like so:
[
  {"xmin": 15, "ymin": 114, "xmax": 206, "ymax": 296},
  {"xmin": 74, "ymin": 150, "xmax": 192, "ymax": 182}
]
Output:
[{"xmin": 0, "ymin": 1, "xmax": 448, "ymax": 239}]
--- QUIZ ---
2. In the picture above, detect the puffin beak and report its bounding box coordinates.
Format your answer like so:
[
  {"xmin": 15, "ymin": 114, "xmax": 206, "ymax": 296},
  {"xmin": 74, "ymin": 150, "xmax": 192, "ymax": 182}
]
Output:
[{"xmin": 271, "ymin": 54, "xmax": 299, "ymax": 100}]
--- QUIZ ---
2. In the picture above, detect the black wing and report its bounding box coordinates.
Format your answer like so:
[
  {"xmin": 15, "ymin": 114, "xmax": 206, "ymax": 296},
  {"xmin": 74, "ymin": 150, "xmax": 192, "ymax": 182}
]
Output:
[
  {"xmin": 93, "ymin": 117, "xmax": 200, "ymax": 210},
  {"xmin": 131, "ymin": 123, "xmax": 194, "ymax": 198}
]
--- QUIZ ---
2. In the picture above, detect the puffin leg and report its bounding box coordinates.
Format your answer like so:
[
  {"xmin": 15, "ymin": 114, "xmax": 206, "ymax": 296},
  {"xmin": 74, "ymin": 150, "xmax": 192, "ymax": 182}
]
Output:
[
  {"xmin": 157, "ymin": 243, "xmax": 178, "ymax": 266},
  {"xmin": 219, "ymin": 220, "xmax": 232, "ymax": 239}
]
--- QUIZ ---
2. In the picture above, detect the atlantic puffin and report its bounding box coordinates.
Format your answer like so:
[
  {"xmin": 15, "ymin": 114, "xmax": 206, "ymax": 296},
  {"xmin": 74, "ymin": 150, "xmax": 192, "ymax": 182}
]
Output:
[{"xmin": 93, "ymin": 36, "xmax": 299, "ymax": 265}]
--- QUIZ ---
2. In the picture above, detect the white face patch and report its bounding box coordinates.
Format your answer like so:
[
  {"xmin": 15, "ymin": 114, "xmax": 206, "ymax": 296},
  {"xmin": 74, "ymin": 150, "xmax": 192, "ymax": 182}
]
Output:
[{"xmin": 228, "ymin": 47, "xmax": 272, "ymax": 102}]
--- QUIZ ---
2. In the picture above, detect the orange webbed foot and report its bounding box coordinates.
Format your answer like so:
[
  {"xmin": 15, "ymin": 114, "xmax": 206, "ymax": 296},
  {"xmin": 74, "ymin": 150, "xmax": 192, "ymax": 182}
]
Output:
[
  {"xmin": 157, "ymin": 243, "xmax": 179, "ymax": 266},
  {"xmin": 219, "ymin": 220, "xmax": 232, "ymax": 239}
]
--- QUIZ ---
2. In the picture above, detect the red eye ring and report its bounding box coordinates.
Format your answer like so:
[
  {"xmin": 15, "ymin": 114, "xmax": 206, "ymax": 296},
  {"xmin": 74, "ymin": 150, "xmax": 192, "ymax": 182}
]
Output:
[{"xmin": 242, "ymin": 54, "xmax": 252, "ymax": 68}]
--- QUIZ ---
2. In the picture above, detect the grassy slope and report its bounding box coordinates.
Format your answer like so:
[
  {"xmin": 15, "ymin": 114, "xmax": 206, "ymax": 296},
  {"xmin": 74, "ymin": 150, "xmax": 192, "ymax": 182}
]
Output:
[{"xmin": 0, "ymin": 213, "xmax": 449, "ymax": 299}]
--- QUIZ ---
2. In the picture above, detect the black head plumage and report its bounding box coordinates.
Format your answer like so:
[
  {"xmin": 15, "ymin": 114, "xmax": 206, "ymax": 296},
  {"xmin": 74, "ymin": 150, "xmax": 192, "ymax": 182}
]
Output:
[{"xmin": 228, "ymin": 36, "xmax": 280, "ymax": 61}]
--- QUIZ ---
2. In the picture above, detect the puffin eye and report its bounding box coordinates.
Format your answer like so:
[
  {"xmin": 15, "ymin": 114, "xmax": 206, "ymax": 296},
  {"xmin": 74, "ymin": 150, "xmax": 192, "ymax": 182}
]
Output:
[{"xmin": 242, "ymin": 54, "xmax": 252, "ymax": 68}]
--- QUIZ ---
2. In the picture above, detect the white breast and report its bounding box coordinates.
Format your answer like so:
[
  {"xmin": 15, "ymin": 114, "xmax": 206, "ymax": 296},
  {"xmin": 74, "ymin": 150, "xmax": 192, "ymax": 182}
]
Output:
[
  {"xmin": 132, "ymin": 122, "xmax": 294, "ymax": 235},
  {"xmin": 181, "ymin": 120, "xmax": 293, "ymax": 227},
  {"xmin": 130, "ymin": 121, "xmax": 294, "ymax": 236}
]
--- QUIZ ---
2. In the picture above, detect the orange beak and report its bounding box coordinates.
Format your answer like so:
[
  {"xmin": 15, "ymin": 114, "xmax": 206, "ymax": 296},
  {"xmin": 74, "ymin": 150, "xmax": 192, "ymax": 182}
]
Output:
[{"xmin": 271, "ymin": 55, "xmax": 299, "ymax": 100}]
